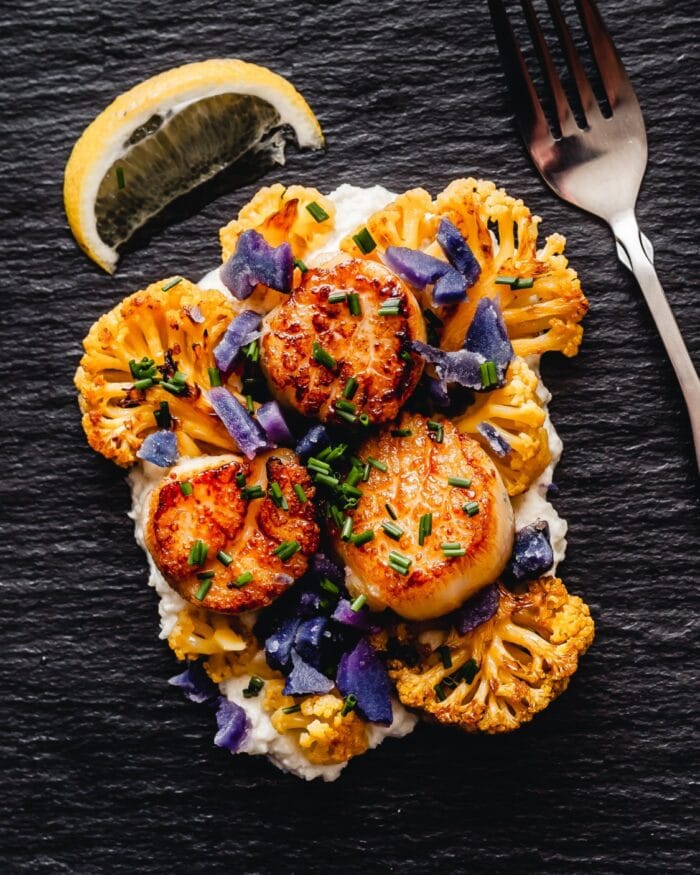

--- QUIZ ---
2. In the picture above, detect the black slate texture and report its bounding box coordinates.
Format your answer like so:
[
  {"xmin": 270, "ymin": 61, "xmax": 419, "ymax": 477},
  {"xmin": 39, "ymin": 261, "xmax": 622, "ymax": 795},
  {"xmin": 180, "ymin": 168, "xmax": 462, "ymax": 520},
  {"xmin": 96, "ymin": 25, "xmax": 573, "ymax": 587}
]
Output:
[{"xmin": 1, "ymin": 0, "xmax": 698, "ymax": 872}]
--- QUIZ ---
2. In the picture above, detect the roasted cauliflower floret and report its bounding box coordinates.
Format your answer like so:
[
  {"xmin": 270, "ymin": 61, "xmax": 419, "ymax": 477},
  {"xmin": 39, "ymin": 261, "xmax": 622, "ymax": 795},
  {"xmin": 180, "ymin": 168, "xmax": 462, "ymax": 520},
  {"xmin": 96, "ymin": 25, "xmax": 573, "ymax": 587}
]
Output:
[
  {"xmin": 75, "ymin": 278, "xmax": 244, "ymax": 466},
  {"xmin": 454, "ymin": 357, "xmax": 551, "ymax": 496},
  {"xmin": 168, "ymin": 605, "xmax": 257, "ymax": 682},
  {"xmin": 434, "ymin": 179, "xmax": 588, "ymax": 356},
  {"xmin": 264, "ymin": 680, "xmax": 369, "ymax": 765},
  {"xmin": 220, "ymin": 183, "xmax": 335, "ymax": 262},
  {"xmin": 388, "ymin": 577, "xmax": 594, "ymax": 733},
  {"xmin": 340, "ymin": 188, "xmax": 440, "ymax": 260}
]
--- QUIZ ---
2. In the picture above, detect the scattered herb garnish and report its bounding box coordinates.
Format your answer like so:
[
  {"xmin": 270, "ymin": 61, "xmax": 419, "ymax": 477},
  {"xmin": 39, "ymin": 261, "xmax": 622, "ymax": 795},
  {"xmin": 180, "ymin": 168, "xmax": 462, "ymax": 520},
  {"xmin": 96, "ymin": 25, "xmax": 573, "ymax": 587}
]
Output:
[
  {"xmin": 441, "ymin": 542, "xmax": 466, "ymax": 557},
  {"xmin": 341, "ymin": 516, "xmax": 354, "ymax": 541},
  {"xmin": 463, "ymin": 501, "xmax": 480, "ymax": 517},
  {"xmin": 282, "ymin": 704, "xmax": 301, "ymax": 714},
  {"xmin": 438, "ymin": 645, "xmax": 452, "ymax": 669},
  {"xmin": 306, "ymin": 201, "xmax": 330, "ymax": 222},
  {"xmin": 312, "ymin": 340, "xmax": 337, "ymax": 371},
  {"xmin": 427, "ymin": 419, "xmax": 444, "ymax": 444},
  {"xmin": 243, "ymin": 676, "xmax": 265, "ymax": 698},
  {"xmin": 273, "ymin": 540, "xmax": 301, "ymax": 562},
  {"xmin": 385, "ymin": 503, "xmax": 398, "ymax": 520},
  {"xmin": 115, "ymin": 166, "xmax": 125, "ymax": 189},
  {"xmin": 234, "ymin": 571, "xmax": 253, "ymax": 587},
  {"xmin": 343, "ymin": 377, "xmax": 358, "ymax": 400},
  {"xmin": 352, "ymin": 227, "xmax": 376, "ymax": 254},
  {"xmin": 269, "ymin": 481, "xmax": 288, "ymax": 510},
  {"xmin": 391, "ymin": 428, "xmax": 412, "ymax": 437},
  {"xmin": 418, "ymin": 512, "xmax": 432, "ymax": 546},
  {"xmin": 367, "ymin": 457, "xmax": 387, "ymax": 472},
  {"xmin": 350, "ymin": 529, "xmax": 374, "ymax": 547},
  {"xmin": 241, "ymin": 484, "xmax": 265, "ymax": 500},
  {"xmin": 179, "ymin": 481, "xmax": 193, "ymax": 496},
  {"xmin": 381, "ymin": 521, "xmax": 404, "ymax": 541},
  {"xmin": 293, "ymin": 256, "xmax": 308, "ymax": 274},
  {"xmin": 153, "ymin": 401, "xmax": 171, "ymax": 429},
  {"xmin": 161, "ymin": 277, "xmax": 182, "ymax": 292},
  {"xmin": 293, "ymin": 483, "xmax": 307, "ymax": 504},
  {"xmin": 217, "ymin": 550, "xmax": 233, "ymax": 566},
  {"xmin": 328, "ymin": 290, "xmax": 347, "ymax": 305},
  {"xmin": 341, "ymin": 694, "xmax": 358, "ymax": 716},
  {"xmin": 194, "ymin": 578, "xmax": 213, "ymax": 601},
  {"xmin": 350, "ymin": 594, "xmax": 367, "ymax": 612},
  {"xmin": 347, "ymin": 292, "xmax": 362, "ymax": 316},
  {"xmin": 447, "ymin": 476, "xmax": 472, "ymax": 488},
  {"xmin": 187, "ymin": 539, "xmax": 208, "ymax": 566},
  {"xmin": 208, "ymin": 367, "xmax": 222, "ymax": 388}
]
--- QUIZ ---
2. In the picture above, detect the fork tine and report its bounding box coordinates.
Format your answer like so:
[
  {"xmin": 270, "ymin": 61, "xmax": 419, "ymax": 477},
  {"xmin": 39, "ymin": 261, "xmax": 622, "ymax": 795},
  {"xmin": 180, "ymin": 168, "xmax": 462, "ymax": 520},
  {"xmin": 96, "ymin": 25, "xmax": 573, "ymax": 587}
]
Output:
[
  {"xmin": 521, "ymin": 0, "xmax": 578, "ymax": 137},
  {"xmin": 546, "ymin": 0, "xmax": 601, "ymax": 122},
  {"xmin": 576, "ymin": 0, "xmax": 639, "ymax": 111},
  {"xmin": 488, "ymin": 0, "xmax": 551, "ymax": 145}
]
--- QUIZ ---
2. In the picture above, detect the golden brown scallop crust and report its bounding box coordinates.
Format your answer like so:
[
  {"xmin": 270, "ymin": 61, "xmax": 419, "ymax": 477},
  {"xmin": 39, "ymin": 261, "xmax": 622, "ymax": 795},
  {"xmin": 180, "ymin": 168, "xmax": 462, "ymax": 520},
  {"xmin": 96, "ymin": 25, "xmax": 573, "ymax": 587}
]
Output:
[
  {"xmin": 332, "ymin": 413, "xmax": 514, "ymax": 620},
  {"xmin": 260, "ymin": 257, "xmax": 426, "ymax": 426},
  {"xmin": 145, "ymin": 450, "xmax": 320, "ymax": 613}
]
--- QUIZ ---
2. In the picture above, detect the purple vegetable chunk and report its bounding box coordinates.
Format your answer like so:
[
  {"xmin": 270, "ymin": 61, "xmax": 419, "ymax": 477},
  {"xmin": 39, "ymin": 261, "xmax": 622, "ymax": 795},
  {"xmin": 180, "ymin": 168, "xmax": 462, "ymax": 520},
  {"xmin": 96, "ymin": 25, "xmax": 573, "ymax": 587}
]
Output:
[
  {"xmin": 432, "ymin": 267, "xmax": 468, "ymax": 306},
  {"xmin": 464, "ymin": 297, "xmax": 513, "ymax": 384},
  {"xmin": 454, "ymin": 584, "xmax": 499, "ymax": 636},
  {"xmin": 332, "ymin": 599, "xmax": 380, "ymax": 633},
  {"xmin": 294, "ymin": 616, "xmax": 329, "ymax": 669},
  {"xmin": 477, "ymin": 422, "xmax": 511, "ymax": 457},
  {"xmin": 186, "ymin": 304, "xmax": 205, "ymax": 324},
  {"xmin": 213, "ymin": 309, "xmax": 262, "ymax": 373},
  {"xmin": 426, "ymin": 375, "xmax": 451, "ymax": 408},
  {"xmin": 136, "ymin": 430, "xmax": 179, "ymax": 467},
  {"xmin": 384, "ymin": 246, "xmax": 449, "ymax": 287},
  {"xmin": 309, "ymin": 552, "xmax": 344, "ymax": 585},
  {"xmin": 510, "ymin": 520, "xmax": 554, "ymax": 581},
  {"xmin": 296, "ymin": 589, "xmax": 323, "ymax": 617},
  {"xmin": 221, "ymin": 229, "xmax": 293, "ymax": 300},
  {"xmin": 284, "ymin": 650, "xmax": 334, "ymax": 696},
  {"xmin": 168, "ymin": 660, "xmax": 218, "ymax": 704},
  {"xmin": 256, "ymin": 400, "xmax": 294, "ymax": 445},
  {"xmin": 208, "ymin": 387, "xmax": 270, "ymax": 459},
  {"xmin": 411, "ymin": 341, "xmax": 484, "ymax": 392},
  {"xmin": 336, "ymin": 638, "xmax": 393, "ymax": 725},
  {"xmin": 213, "ymin": 697, "xmax": 249, "ymax": 753},
  {"xmin": 437, "ymin": 218, "xmax": 481, "ymax": 287},
  {"xmin": 295, "ymin": 424, "xmax": 331, "ymax": 460},
  {"xmin": 265, "ymin": 617, "xmax": 301, "ymax": 673},
  {"xmin": 546, "ymin": 481, "xmax": 559, "ymax": 499}
]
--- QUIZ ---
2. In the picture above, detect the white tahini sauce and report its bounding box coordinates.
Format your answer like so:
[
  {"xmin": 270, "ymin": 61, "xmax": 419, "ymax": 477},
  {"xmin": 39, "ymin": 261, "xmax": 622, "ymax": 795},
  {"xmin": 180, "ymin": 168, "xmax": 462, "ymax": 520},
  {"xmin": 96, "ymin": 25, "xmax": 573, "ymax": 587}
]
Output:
[{"xmin": 128, "ymin": 183, "xmax": 566, "ymax": 781}]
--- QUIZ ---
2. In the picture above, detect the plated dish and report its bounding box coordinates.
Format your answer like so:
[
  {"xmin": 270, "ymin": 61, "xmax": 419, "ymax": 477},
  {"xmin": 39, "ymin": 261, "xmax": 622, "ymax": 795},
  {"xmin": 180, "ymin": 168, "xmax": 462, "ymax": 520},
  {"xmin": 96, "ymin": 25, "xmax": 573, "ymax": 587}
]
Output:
[{"xmin": 75, "ymin": 178, "xmax": 594, "ymax": 780}]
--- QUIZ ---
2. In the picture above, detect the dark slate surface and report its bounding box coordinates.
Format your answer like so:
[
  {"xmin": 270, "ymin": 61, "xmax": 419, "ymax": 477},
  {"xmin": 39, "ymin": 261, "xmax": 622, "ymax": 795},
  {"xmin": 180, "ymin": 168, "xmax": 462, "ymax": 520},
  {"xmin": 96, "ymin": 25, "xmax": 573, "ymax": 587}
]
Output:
[{"xmin": 1, "ymin": 0, "xmax": 698, "ymax": 872}]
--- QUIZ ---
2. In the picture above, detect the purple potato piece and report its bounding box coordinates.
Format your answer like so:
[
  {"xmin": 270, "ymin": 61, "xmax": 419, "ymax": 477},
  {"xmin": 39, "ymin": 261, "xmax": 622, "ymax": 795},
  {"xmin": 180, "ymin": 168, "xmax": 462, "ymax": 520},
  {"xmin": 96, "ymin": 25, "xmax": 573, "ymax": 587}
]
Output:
[
  {"xmin": 136, "ymin": 430, "xmax": 179, "ymax": 467},
  {"xmin": 464, "ymin": 297, "xmax": 513, "ymax": 384},
  {"xmin": 411, "ymin": 340, "xmax": 484, "ymax": 392},
  {"xmin": 283, "ymin": 650, "xmax": 334, "ymax": 696},
  {"xmin": 432, "ymin": 267, "xmax": 468, "ymax": 305},
  {"xmin": 293, "ymin": 616, "xmax": 329, "ymax": 669},
  {"xmin": 453, "ymin": 584, "xmax": 499, "ymax": 636},
  {"xmin": 208, "ymin": 387, "xmax": 270, "ymax": 459},
  {"xmin": 296, "ymin": 588, "xmax": 323, "ymax": 618},
  {"xmin": 213, "ymin": 697, "xmax": 249, "ymax": 753},
  {"xmin": 185, "ymin": 304, "xmax": 205, "ymax": 324},
  {"xmin": 477, "ymin": 422, "xmax": 512, "ymax": 457},
  {"xmin": 256, "ymin": 400, "xmax": 294, "ymax": 446},
  {"xmin": 168, "ymin": 660, "xmax": 219, "ymax": 705},
  {"xmin": 437, "ymin": 218, "xmax": 481, "ymax": 287},
  {"xmin": 384, "ymin": 246, "xmax": 449, "ymax": 287},
  {"xmin": 426, "ymin": 374, "xmax": 451, "ymax": 408},
  {"xmin": 309, "ymin": 552, "xmax": 344, "ymax": 585},
  {"xmin": 332, "ymin": 599, "xmax": 380, "ymax": 633},
  {"xmin": 220, "ymin": 230, "xmax": 293, "ymax": 300},
  {"xmin": 336, "ymin": 638, "xmax": 393, "ymax": 725},
  {"xmin": 295, "ymin": 424, "xmax": 331, "ymax": 460},
  {"xmin": 510, "ymin": 521, "xmax": 554, "ymax": 581},
  {"xmin": 213, "ymin": 309, "xmax": 262, "ymax": 373},
  {"xmin": 265, "ymin": 617, "xmax": 301, "ymax": 673}
]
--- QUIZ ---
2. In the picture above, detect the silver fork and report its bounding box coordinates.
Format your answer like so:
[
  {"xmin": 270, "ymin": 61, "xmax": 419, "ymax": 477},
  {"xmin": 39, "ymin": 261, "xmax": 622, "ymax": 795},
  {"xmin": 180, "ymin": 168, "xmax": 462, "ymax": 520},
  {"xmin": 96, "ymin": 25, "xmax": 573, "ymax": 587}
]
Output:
[{"xmin": 489, "ymin": 0, "xmax": 700, "ymax": 470}]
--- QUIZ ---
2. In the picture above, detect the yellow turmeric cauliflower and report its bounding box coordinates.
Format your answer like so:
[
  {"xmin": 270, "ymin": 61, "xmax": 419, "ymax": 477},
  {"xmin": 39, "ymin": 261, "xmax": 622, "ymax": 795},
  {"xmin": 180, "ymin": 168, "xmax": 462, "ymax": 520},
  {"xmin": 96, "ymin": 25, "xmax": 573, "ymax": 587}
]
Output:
[
  {"xmin": 263, "ymin": 680, "xmax": 369, "ymax": 765},
  {"xmin": 388, "ymin": 576, "xmax": 594, "ymax": 734},
  {"xmin": 74, "ymin": 278, "xmax": 244, "ymax": 466},
  {"xmin": 220, "ymin": 183, "xmax": 335, "ymax": 262},
  {"xmin": 434, "ymin": 179, "xmax": 588, "ymax": 356},
  {"xmin": 167, "ymin": 606, "xmax": 257, "ymax": 683},
  {"xmin": 454, "ymin": 357, "xmax": 551, "ymax": 496}
]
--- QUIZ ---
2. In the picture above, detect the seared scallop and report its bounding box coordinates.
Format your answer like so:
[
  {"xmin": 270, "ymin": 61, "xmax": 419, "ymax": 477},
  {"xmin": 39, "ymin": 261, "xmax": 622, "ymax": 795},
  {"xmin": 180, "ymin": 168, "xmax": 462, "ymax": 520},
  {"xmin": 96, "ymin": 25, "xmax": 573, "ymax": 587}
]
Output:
[
  {"xmin": 260, "ymin": 257, "xmax": 426, "ymax": 426},
  {"xmin": 332, "ymin": 412, "xmax": 514, "ymax": 620},
  {"xmin": 145, "ymin": 450, "xmax": 319, "ymax": 614}
]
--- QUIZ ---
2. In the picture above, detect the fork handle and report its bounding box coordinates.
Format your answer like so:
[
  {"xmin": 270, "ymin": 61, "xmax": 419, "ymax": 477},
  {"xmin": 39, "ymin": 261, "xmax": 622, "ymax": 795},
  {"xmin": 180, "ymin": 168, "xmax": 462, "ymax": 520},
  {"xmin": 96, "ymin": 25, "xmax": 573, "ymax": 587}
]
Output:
[{"xmin": 610, "ymin": 211, "xmax": 700, "ymax": 471}]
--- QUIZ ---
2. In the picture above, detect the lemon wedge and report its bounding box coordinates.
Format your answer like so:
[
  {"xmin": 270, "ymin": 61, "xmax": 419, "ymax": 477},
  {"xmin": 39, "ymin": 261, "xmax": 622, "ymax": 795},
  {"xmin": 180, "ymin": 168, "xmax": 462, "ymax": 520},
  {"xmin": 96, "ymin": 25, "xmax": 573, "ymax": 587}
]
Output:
[{"xmin": 64, "ymin": 59, "xmax": 324, "ymax": 273}]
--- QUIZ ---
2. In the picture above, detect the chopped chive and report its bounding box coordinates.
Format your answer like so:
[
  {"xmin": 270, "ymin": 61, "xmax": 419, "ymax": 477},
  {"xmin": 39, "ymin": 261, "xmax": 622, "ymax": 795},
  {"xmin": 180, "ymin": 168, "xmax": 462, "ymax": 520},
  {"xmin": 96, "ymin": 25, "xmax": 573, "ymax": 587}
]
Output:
[
  {"xmin": 381, "ymin": 521, "xmax": 404, "ymax": 541},
  {"xmin": 345, "ymin": 467, "xmax": 363, "ymax": 487},
  {"xmin": 282, "ymin": 704, "xmax": 301, "ymax": 714},
  {"xmin": 400, "ymin": 350, "xmax": 413, "ymax": 362},
  {"xmin": 196, "ymin": 570, "xmax": 215, "ymax": 580},
  {"xmin": 362, "ymin": 462, "xmax": 371, "ymax": 481},
  {"xmin": 350, "ymin": 594, "xmax": 367, "ymax": 612},
  {"xmin": 513, "ymin": 277, "xmax": 534, "ymax": 290},
  {"xmin": 463, "ymin": 501, "xmax": 480, "ymax": 517},
  {"xmin": 161, "ymin": 379, "xmax": 187, "ymax": 396},
  {"xmin": 341, "ymin": 516, "xmax": 354, "ymax": 541},
  {"xmin": 293, "ymin": 483, "xmax": 307, "ymax": 503},
  {"xmin": 129, "ymin": 356, "xmax": 156, "ymax": 380},
  {"xmin": 495, "ymin": 275, "xmax": 518, "ymax": 285},
  {"xmin": 208, "ymin": 367, "xmax": 222, "ymax": 388},
  {"xmin": 350, "ymin": 529, "xmax": 374, "ymax": 547},
  {"xmin": 480, "ymin": 360, "xmax": 497, "ymax": 389},
  {"xmin": 161, "ymin": 277, "xmax": 182, "ymax": 292},
  {"xmin": 314, "ymin": 472, "xmax": 340, "ymax": 488},
  {"xmin": 367, "ymin": 457, "xmax": 387, "ymax": 472},
  {"xmin": 293, "ymin": 256, "xmax": 308, "ymax": 274},
  {"xmin": 358, "ymin": 413, "xmax": 371, "ymax": 427},
  {"xmin": 340, "ymin": 483, "xmax": 362, "ymax": 498},
  {"xmin": 352, "ymin": 227, "xmax": 376, "ymax": 255},
  {"xmin": 388, "ymin": 550, "xmax": 412, "ymax": 571},
  {"xmin": 328, "ymin": 290, "xmax": 347, "ymax": 305},
  {"xmin": 343, "ymin": 377, "xmax": 358, "ymax": 400},
  {"xmin": 385, "ymin": 503, "xmax": 398, "ymax": 520},
  {"xmin": 194, "ymin": 578, "xmax": 213, "ymax": 601},
  {"xmin": 391, "ymin": 428, "xmax": 412, "ymax": 437},
  {"xmin": 320, "ymin": 577, "xmax": 340, "ymax": 595},
  {"xmin": 234, "ymin": 571, "xmax": 253, "ymax": 587},
  {"xmin": 428, "ymin": 420, "xmax": 444, "ymax": 444},
  {"xmin": 460, "ymin": 658, "xmax": 479, "ymax": 684},
  {"xmin": 335, "ymin": 399, "xmax": 356, "ymax": 414},
  {"xmin": 312, "ymin": 340, "xmax": 337, "ymax": 371},
  {"xmin": 379, "ymin": 304, "xmax": 401, "ymax": 317},
  {"xmin": 243, "ymin": 675, "xmax": 265, "ymax": 698},
  {"xmin": 217, "ymin": 550, "xmax": 233, "ymax": 566},
  {"xmin": 187, "ymin": 539, "xmax": 208, "ymax": 566},
  {"xmin": 341, "ymin": 693, "xmax": 358, "ymax": 716},
  {"xmin": 273, "ymin": 540, "xmax": 301, "ymax": 562},
  {"xmin": 347, "ymin": 292, "xmax": 362, "ymax": 316},
  {"xmin": 418, "ymin": 512, "xmax": 432, "ymax": 546},
  {"xmin": 329, "ymin": 505, "xmax": 344, "ymax": 527},
  {"xmin": 306, "ymin": 201, "xmax": 329, "ymax": 222},
  {"xmin": 269, "ymin": 481, "xmax": 289, "ymax": 510},
  {"xmin": 317, "ymin": 446, "xmax": 333, "ymax": 461},
  {"xmin": 179, "ymin": 481, "xmax": 193, "ymax": 496},
  {"xmin": 441, "ymin": 543, "xmax": 466, "ymax": 557},
  {"xmin": 243, "ymin": 339, "xmax": 260, "ymax": 362},
  {"xmin": 153, "ymin": 401, "xmax": 171, "ymax": 429},
  {"xmin": 245, "ymin": 394, "xmax": 254, "ymax": 413},
  {"xmin": 388, "ymin": 559, "xmax": 410, "ymax": 575},
  {"xmin": 116, "ymin": 166, "xmax": 125, "ymax": 189},
  {"xmin": 438, "ymin": 645, "xmax": 452, "ymax": 669},
  {"xmin": 133, "ymin": 377, "xmax": 153, "ymax": 390},
  {"xmin": 326, "ymin": 443, "xmax": 348, "ymax": 462},
  {"xmin": 307, "ymin": 457, "xmax": 331, "ymax": 474},
  {"xmin": 235, "ymin": 472, "xmax": 246, "ymax": 487},
  {"xmin": 434, "ymin": 683, "xmax": 447, "ymax": 702},
  {"xmin": 448, "ymin": 476, "xmax": 472, "ymax": 488},
  {"xmin": 241, "ymin": 484, "xmax": 265, "ymax": 500}
]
